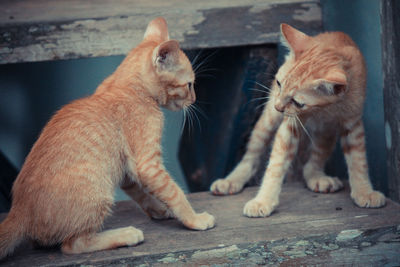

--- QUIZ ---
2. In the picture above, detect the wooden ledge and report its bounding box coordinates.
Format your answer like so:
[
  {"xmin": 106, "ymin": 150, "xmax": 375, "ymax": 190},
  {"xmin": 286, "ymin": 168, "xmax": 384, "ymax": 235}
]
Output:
[
  {"xmin": 1, "ymin": 182, "xmax": 400, "ymax": 266},
  {"xmin": 0, "ymin": 0, "xmax": 322, "ymax": 64}
]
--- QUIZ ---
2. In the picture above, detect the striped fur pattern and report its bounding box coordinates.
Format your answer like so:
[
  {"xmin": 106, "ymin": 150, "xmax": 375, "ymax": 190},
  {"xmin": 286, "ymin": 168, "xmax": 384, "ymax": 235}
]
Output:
[
  {"xmin": 211, "ymin": 24, "xmax": 386, "ymax": 217},
  {"xmin": 0, "ymin": 17, "xmax": 214, "ymax": 258}
]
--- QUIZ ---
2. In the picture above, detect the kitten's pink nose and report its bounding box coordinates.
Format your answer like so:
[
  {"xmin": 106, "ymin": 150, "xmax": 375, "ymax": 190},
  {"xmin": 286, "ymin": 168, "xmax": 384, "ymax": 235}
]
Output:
[{"xmin": 275, "ymin": 103, "xmax": 285, "ymax": 113}]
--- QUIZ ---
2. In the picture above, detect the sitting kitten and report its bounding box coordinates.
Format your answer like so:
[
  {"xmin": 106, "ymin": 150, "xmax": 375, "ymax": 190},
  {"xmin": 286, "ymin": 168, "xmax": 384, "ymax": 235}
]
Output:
[
  {"xmin": 0, "ymin": 17, "xmax": 214, "ymax": 258},
  {"xmin": 211, "ymin": 24, "xmax": 386, "ymax": 217}
]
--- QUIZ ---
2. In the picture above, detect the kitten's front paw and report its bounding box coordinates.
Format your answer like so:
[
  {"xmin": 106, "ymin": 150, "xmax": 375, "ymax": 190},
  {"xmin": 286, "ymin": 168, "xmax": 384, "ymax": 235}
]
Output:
[
  {"xmin": 184, "ymin": 212, "xmax": 215, "ymax": 231},
  {"xmin": 351, "ymin": 190, "xmax": 386, "ymax": 208},
  {"xmin": 210, "ymin": 179, "xmax": 243, "ymax": 195},
  {"xmin": 121, "ymin": 226, "xmax": 144, "ymax": 246},
  {"xmin": 243, "ymin": 198, "xmax": 276, "ymax": 218},
  {"xmin": 306, "ymin": 176, "xmax": 343, "ymax": 193}
]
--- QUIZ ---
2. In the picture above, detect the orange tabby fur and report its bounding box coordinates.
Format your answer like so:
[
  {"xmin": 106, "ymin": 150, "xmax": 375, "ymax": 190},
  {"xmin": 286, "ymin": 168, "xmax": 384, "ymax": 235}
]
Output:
[
  {"xmin": 0, "ymin": 17, "xmax": 214, "ymax": 258},
  {"xmin": 211, "ymin": 24, "xmax": 386, "ymax": 217}
]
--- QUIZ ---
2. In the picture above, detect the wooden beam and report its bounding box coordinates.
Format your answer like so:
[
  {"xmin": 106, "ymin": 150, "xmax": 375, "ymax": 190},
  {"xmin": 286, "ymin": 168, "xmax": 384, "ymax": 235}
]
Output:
[
  {"xmin": 0, "ymin": 0, "xmax": 322, "ymax": 64},
  {"xmin": 1, "ymin": 183, "xmax": 399, "ymax": 266},
  {"xmin": 381, "ymin": 0, "xmax": 400, "ymax": 203}
]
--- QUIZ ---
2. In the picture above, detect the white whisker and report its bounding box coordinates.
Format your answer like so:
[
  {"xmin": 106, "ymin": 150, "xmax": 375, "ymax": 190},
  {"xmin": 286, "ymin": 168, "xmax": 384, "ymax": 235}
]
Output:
[
  {"xmin": 189, "ymin": 105, "xmax": 202, "ymax": 133},
  {"xmin": 192, "ymin": 104, "xmax": 209, "ymax": 120},
  {"xmin": 255, "ymin": 102, "xmax": 268, "ymax": 110},
  {"xmin": 180, "ymin": 108, "xmax": 187, "ymax": 137},
  {"xmin": 195, "ymin": 68, "xmax": 220, "ymax": 75},
  {"xmin": 191, "ymin": 50, "xmax": 203, "ymax": 67},
  {"xmin": 248, "ymin": 96, "xmax": 269, "ymax": 103},
  {"xmin": 252, "ymin": 81, "xmax": 272, "ymax": 92},
  {"xmin": 193, "ymin": 50, "xmax": 219, "ymax": 73},
  {"xmin": 295, "ymin": 115, "xmax": 313, "ymax": 144},
  {"xmin": 248, "ymin": 88, "xmax": 269, "ymax": 94}
]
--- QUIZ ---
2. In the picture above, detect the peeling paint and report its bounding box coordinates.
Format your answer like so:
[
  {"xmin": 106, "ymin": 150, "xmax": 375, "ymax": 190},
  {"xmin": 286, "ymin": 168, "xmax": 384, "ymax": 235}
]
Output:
[
  {"xmin": 293, "ymin": 3, "xmax": 322, "ymax": 22},
  {"xmin": 355, "ymin": 214, "xmax": 368, "ymax": 218},
  {"xmin": 306, "ymin": 218, "xmax": 343, "ymax": 227},
  {"xmin": 336, "ymin": 229, "xmax": 363, "ymax": 242},
  {"xmin": 35, "ymin": 227, "xmax": 400, "ymax": 266},
  {"xmin": 191, "ymin": 245, "xmax": 239, "ymax": 260},
  {"xmin": 1, "ymin": 1, "xmax": 322, "ymax": 64}
]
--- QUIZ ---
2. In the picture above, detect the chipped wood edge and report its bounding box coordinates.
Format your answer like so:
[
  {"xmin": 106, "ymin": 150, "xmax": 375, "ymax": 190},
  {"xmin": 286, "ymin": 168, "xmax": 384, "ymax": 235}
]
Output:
[
  {"xmin": 45, "ymin": 225, "xmax": 400, "ymax": 266},
  {"xmin": 0, "ymin": 1, "xmax": 322, "ymax": 64}
]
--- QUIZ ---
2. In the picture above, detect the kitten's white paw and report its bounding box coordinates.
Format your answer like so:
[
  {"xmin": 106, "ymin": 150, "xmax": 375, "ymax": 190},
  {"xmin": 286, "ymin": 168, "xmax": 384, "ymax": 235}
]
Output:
[
  {"xmin": 351, "ymin": 190, "xmax": 386, "ymax": 208},
  {"xmin": 306, "ymin": 176, "xmax": 343, "ymax": 193},
  {"xmin": 184, "ymin": 212, "xmax": 215, "ymax": 231},
  {"xmin": 120, "ymin": 226, "xmax": 144, "ymax": 246},
  {"xmin": 243, "ymin": 198, "xmax": 276, "ymax": 218},
  {"xmin": 210, "ymin": 179, "xmax": 243, "ymax": 195}
]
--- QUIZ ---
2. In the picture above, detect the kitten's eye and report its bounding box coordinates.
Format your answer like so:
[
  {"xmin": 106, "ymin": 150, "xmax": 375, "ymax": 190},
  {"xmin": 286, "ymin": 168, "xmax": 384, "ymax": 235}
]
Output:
[
  {"xmin": 276, "ymin": 80, "xmax": 281, "ymax": 88},
  {"xmin": 187, "ymin": 82, "xmax": 192, "ymax": 90},
  {"xmin": 292, "ymin": 99, "xmax": 305, "ymax": 108}
]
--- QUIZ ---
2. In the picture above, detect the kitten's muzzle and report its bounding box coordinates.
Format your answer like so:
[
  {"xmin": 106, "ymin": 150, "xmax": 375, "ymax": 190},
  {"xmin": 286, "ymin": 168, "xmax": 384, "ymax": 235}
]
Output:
[{"xmin": 274, "ymin": 104, "xmax": 285, "ymax": 113}]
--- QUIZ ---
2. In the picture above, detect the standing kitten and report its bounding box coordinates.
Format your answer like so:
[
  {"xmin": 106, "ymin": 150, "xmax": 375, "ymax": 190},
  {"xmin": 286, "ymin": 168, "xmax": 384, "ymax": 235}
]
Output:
[
  {"xmin": 0, "ymin": 17, "xmax": 214, "ymax": 258},
  {"xmin": 211, "ymin": 24, "xmax": 386, "ymax": 217}
]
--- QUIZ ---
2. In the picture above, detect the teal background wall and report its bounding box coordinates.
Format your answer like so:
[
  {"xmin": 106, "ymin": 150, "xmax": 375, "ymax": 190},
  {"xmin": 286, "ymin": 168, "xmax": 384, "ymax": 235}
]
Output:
[
  {"xmin": 0, "ymin": 0, "xmax": 387, "ymax": 201},
  {"xmin": 321, "ymin": 0, "xmax": 387, "ymax": 192},
  {"xmin": 0, "ymin": 56, "xmax": 188, "ymax": 201}
]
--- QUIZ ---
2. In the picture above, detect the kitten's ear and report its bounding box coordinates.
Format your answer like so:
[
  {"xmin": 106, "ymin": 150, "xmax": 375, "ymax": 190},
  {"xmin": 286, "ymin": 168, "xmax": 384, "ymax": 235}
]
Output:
[
  {"xmin": 315, "ymin": 68, "xmax": 348, "ymax": 96},
  {"xmin": 152, "ymin": 40, "xmax": 180, "ymax": 71},
  {"xmin": 280, "ymin": 23, "xmax": 309, "ymax": 56},
  {"xmin": 144, "ymin": 17, "xmax": 169, "ymax": 42}
]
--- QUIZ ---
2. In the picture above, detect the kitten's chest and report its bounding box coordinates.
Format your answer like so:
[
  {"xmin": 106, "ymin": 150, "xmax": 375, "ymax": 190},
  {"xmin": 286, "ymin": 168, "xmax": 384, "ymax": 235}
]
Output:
[
  {"xmin": 122, "ymin": 103, "xmax": 163, "ymax": 132},
  {"xmin": 304, "ymin": 114, "xmax": 341, "ymax": 136}
]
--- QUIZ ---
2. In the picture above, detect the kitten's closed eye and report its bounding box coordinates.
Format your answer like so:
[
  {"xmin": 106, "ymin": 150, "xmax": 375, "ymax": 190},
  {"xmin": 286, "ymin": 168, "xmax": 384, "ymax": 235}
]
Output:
[
  {"xmin": 276, "ymin": 80, "xmax": 281, "ymax": 88},
  {"xmin": 292, "ymin": 98, "xmax": 305, "ymax": 108}
]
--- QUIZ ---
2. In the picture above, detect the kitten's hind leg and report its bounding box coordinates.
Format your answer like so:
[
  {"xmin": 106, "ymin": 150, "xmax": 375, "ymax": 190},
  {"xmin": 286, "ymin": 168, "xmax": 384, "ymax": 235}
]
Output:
[
  {"xmin": 303, "ymin": 125, "xmax": 343, "ymax": 193},
  {"xmin": 211, "ymin": 97, "xmax": 283, "ymax": 195},
  {"xmin": 121, "ymin": 178, "xmax": 174, "ymax": 220},
  {"xmin": 61, "ymin": 227, "xmax": 144, "ymax": 254},
  {"xmin": 341, "ymin": 119, "xmax": 385, "ymax": 208}
]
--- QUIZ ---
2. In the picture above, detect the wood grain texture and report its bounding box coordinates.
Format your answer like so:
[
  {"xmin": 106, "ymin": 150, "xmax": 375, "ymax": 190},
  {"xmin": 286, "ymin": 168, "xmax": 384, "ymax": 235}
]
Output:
[
  {"xmin": 1, "ymin": 182, "xmax": 399, "ymax": 266},
  {"xmin": 0, "ymin": 0, "xmax": 322, "ymax": 64},
  {"xmin": 381, "ymin": 0, "xmax": 400, "ymax": 203}
]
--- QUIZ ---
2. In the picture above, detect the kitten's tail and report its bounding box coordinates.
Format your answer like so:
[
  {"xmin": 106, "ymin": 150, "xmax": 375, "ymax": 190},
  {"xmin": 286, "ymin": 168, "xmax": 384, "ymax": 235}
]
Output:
[{"xmin": 0, "ymin": 209, "xmax": 26, "ymax": 259}]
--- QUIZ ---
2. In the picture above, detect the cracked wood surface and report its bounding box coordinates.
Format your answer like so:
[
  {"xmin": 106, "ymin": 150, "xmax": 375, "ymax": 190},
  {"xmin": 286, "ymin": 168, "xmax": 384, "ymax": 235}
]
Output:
[
  {"xmin": 1, "ymin": 182, "xmax": 399, "ymax": 266},
  {"xmin": 0, "ymin": 0, "xmax": 322, "ymax": 64}
]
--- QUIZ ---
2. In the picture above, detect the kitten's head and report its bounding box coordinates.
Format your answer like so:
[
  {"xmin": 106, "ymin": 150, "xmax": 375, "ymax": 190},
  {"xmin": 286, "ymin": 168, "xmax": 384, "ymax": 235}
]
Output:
[
  {"xmin": 273, "ymin": 24, "xmax": 348, "ymax": 116},
  {"xmin": 142, "ymin": 17, "xmax": 195, "ymax": 111}
]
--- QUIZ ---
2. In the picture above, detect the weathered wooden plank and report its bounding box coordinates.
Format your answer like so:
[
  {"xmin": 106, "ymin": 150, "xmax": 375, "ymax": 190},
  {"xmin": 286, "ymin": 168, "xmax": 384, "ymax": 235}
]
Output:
[
  {"xmin": 381, "ymin": 0, "xmax": 400, "ymax": 203},
  {"xmin": 1, "ymin": 182, "xmax": 399, "ymax": 266},
  {"xmin": 0, "ymin": 0, "xmax": 322, "ymax": 64}
]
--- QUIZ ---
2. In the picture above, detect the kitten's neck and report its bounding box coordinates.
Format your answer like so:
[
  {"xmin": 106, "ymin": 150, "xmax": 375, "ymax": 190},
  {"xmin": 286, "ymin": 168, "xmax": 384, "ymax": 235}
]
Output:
[
  {"xmin": 95, "ymin": 46, "xmax": 162, "ymax": 107},
  {"xmin": 95, "ymin": 75, "xmax": 158, "ymax": 107}
]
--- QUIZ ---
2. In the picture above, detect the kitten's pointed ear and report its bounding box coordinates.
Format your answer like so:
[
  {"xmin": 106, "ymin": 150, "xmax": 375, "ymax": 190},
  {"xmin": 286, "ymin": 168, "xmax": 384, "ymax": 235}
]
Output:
[
  {"xmin": 152, "ymin": 40, "xmax": 180, "ymax": 71},
  {"xmin": 144, "ymin": 17, "xmax": 169, "ymax": 42},
  {"xmin": 280, "ymin": 23, "xmax": 309, "ymax": 56},
  {"xmin": 315, "ymin": 68, "xmax": 348, "ymax": 96}
]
